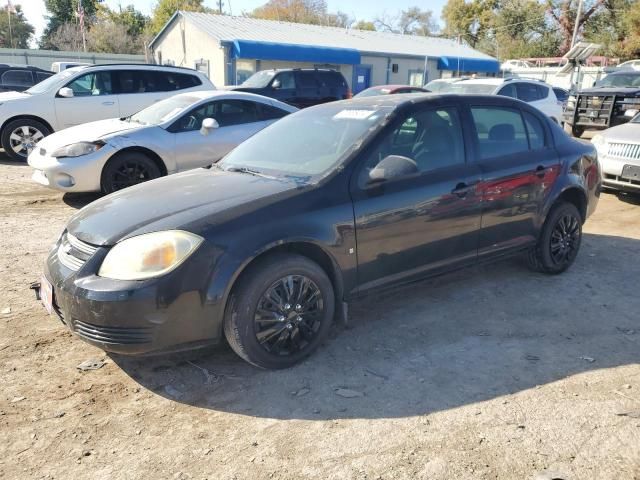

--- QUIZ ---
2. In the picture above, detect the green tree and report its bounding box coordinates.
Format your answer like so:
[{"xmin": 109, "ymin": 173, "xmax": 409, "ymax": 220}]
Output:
[
  {"xmin": 88, "ymin": 20, "xmax": 143, "ymax": 54},
  {"xmin": 250, "ymin": 0, "xmax": 328, "ymax": 24},
  {"xmin": 353, "ymin": 20, "xmax": 376, "ymax": 31},
  {"xmin": 547, "ymin": 0, "xmax": 607, "ymax": 54},
  {"xmin": 442, "ymin": 0, "xmax": 498, "ymax": 47},
  {"xmin": 148, "ymin": 0, "xmax": 207, "ymax": 35},
  {"xmin": 0, "ymin": 5, "xmax": 35, "ymax": 48},
  {"xmin": 103, "ymin": 4, "xmax": 148, "ymax": 37},
  {"xmin": 41, "ymin": 0, "xmax": 100, "ymax": 48},
  {"xmin": 398, "ymin": 7, "xmax": 438, "ymax": 35}
]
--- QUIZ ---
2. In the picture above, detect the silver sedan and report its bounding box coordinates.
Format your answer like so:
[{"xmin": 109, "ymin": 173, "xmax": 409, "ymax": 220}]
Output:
[
  {"xmin": 28, "ymin": 91, "xmax": 298, "ymax": 193},
  {"xmin": 592, "ymin": 115, "xmax": 640, "ymax": 193}
]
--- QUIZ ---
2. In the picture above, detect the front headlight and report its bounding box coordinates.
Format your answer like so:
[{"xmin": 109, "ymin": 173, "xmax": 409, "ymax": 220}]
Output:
[
  {"xmin": 98, "ymin": 230, "xmax": 203, "ymax": 280},
  {"xmin": 52, "ymin": 141, "xmax": 104, "ymax": 158},
  {"xmin": 591, "ymin": 134, "xmax": 607, "ymax": 152}
]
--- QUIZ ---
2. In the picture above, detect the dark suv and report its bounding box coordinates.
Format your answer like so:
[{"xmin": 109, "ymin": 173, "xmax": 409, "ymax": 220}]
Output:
[
  {"xmin": 232, "ymin": 68, "xmax": 351, "ymax": 108},
  {"xmin": 563, "ymin": 70, "xmax": 640, "ymax": 137},
  {"xmin": 0, "ymin": 64, "xmax": 53, "ymax": 92},
  {"xmin": 38, "ymin": 94, "xmax": 600, "ymax": 369}
]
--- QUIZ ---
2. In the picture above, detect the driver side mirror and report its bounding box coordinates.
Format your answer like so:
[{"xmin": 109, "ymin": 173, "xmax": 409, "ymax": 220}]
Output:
[
  {"xmin": 368, "ymin": 155, "xmax": 419, "ymax": 185},
  {"xmin": 58, "ymin": 87, "xmax": 74, "ymax": 98},
  {"xmin": 272, "ymin": 78, "xmax": 281, "ymax": 89},
  {"xmin": 200, "ymin": 117, "xmax": 219, "ymax": 136}
]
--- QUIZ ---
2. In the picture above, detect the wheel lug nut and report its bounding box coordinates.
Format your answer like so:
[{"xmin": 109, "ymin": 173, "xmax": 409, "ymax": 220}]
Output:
[
  {"xmin": 278, "ymin": 315, "xmax": 286, "ymax": 322},
  {"xmin": 295, "ymin": 304, "xmax": 302, "ymax": 311},
  {"xmin": 286, "ymin": 323, "xmax": 293, "ymax": 330},
  {"xmin": 284, "ymin": 303, "xmax": 291, "ymax": 310}
]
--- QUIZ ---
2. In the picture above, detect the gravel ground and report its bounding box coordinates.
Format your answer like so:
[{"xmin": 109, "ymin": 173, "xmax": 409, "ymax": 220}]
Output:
[{"xmin": 1, "ymin": 158, "xmax": 639, "ymax": 480}]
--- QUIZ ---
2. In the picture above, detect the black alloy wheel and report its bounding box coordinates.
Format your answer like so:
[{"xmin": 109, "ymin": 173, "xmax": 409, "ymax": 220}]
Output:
[
  {"xmin": 101, "ymin": 152, "xmax": 161, "ymax": 194},
  {"xmin": 549, "ymin": 213, "xmax": 581, "ymax": 267}
]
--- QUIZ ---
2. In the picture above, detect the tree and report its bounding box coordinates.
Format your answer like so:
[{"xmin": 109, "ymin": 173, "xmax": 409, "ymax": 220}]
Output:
[
  {"xmin": 398, "ymin": 7, "xmax": 438, "ymax": 35},
  {"xmin": 47, "ymin": 21, "xmax": 82, "ymax": 51},
  {"xmin": 41, "ymin": 0, "xmax": 100, "ymax": 48},
  {"xmin": 0, "ymin": 5, "xmax": 35, "ymax": 48},
  {"xmin": 547, "ymin": 0, "xmax": 607, "ymax": 53},
  {"xmin": 103, "ymin": 4, "xmax": 148, "ymax": 37},
  {"xmin": 88, "ymin": 21, "xmax": 143, "ymax": 54},
  {"xmin": 442, "ymin": 0, "xmax": 498, "ymax": 47},
  {"xmin": 353, "ymin": 20, "xmax": 376, "ymax": 31},
  {"xmin": 148, "ymin": 0, "xmax": 207, "ymax": 35},
  {"xmin": 250, "ymin": 0, "xmax": 328, "ymax": 24}
]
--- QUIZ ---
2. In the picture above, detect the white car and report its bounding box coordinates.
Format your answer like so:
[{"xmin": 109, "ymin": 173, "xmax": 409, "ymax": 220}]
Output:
[
  {"xmin": 1, "ymin": 64, "xmax": 214, "ymax": 161},
  {"xmin": 592, "ymin": 116, "xmax": 640, "ymax": 193},
  {"xmin": 501, "ymin": 60, "xmax": 533, "ymax": 71},
  {"xmin": 439, "ymin": 78, "xmax": 563, "ymax": 122},
  {"xmin": 28, "ymin": 91, "xmax": 297, "ymax": 193},
  {"xmin": 617, "ymin": 60, "xmax": 640, "ymax": 70}
]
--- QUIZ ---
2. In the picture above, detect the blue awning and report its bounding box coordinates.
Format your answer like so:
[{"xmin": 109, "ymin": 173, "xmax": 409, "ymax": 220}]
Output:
[
  {"xmin": 437, "ymin": 56, "xmax": 500, "ymax": 73},
  {"xmin": 231, "ymin": 40, "xmax": 361, "ymax": 65}
]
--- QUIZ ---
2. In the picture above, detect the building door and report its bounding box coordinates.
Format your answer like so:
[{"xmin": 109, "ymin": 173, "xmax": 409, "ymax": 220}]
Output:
[{"xmin": 353, "ymin": 65, "xmax": 371, "ymax": 94}]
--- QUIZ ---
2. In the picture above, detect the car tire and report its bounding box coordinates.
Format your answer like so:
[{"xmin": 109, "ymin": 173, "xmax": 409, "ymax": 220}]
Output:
[
  {"xmin": 1, "ymin": 118, "xmax": 51, "ymax": 161},
  {"xmin": 527, "ymin": 201, "xmax": 582, "ymax": 274},
  {"xmin": 101, "ymin": 151, "xmax": 161, "ymax": 194},
  {"xmin": 224, "ymin": 253, "xmax": 335, "ymax": 369},
  {"xmin": 572, "ymin": 125, "xmax": 585, "ymax": 138}
]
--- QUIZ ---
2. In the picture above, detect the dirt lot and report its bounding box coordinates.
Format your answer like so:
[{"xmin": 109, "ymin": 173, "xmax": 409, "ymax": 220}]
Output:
[{"xmin": 1, "ymin": 158, "xmax": 639, "ymax": 480}]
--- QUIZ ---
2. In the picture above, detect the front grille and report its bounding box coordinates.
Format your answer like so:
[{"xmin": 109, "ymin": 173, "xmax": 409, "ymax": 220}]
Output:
[
  {"xmin": 73, "ymin": 320, "xmax": 152, "ymax": 345},
  {"xmin": 57, "ymin": 233, "xmax": 98, "ymax": 271},
  {"xmin": 606, "ymin": 142, "xmax": 640, "ymax": 160},
  {"xmin": 576, "ymin": 95, "xmax": 614, "ymax": 125},
  {"xmin": 604, "ymin": 173, "xmax": 640, "ymax": 186}
]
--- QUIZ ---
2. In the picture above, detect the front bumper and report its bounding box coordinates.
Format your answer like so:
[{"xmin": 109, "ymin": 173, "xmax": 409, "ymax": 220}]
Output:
[
  {"xmin": 41, "ymin": 236, "xmax": 223, "ymax": 355},
  {"xmin": 599, "ymin": 154, "xmax": 640, "ymax": 192},
  {"xmin": 27, "ymin": 145, "xmax": 116, "ymax": 193}
]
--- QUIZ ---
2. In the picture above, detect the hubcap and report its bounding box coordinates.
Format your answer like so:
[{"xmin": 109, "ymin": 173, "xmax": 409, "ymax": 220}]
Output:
[
  {"xmin": 9, "ymin": 126, "xmax": 44, "ymax": 157},
  {"xmin": 110, "ymin": 161, "xmax": 153, "ymax": 191},
  {"xmin": 254, "ymin": 275, "xmax": 324, "ymax": 356},
  {"xmin": 550, "ymin": 213, "xmax": 580, "ymax": 266}
]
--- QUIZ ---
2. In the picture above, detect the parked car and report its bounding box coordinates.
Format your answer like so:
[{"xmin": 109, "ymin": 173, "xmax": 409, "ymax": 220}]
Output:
[
  {"xmin": 501, "ymin": 59, "xmax": 533, "ymax": 71},
  {"xmin": 424, "ymin": 77, "xmax": 467, "ymax": 92},
  {"xmin": 592, "ymin": 115, "xmax": 640, "ymax": 193},
  {"xmin": 439, "ymin": 77, "xmax": 563, "ymax": 122},
  {"xmin": 28, "ymin": 91, "xmax": 297, "ymax": 194},
  {"xmin": 0, "ymin": 63, "xmax": 214, "ymax": 161},
  {"xmin": 37, "ymin": 94, "xmax": 600, "ymax": 369},
  {"xmin": 51, "ymin": 61, "xmax": 92, "ymax": 73},
  {"xmin": 0, "ymin": 64, "xmax": 53, "ymax": 92},
  {"xmin": 231, "ymin": 68, "xmax": 351, "ymax": 108},
  {"xmin": 617, "ymin": 60, "xmax": 640, "ymax": 70},
  {"xmin": 553, "ymin": 87, "xmax": 570, "ymax": 109},
  {"xmin": 563, "ymin": 70, "xmax": 640, "ymax": 137},
  {"xmin": 354, "ymin": 85, "xmax": 429, "ymax": 98}
]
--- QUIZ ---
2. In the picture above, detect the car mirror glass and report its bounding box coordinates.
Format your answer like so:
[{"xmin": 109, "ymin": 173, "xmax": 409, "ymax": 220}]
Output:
[
  {"xmin": 58, "ymin": 87, "xmax": 74, "ymax": 98},
  {"xmin": 200, "ymin": 117, "xmax": 219, "ymax": 136},
  {"xmin": 368, "ymin": 155, "xmax": 419, "ymax": 185}
]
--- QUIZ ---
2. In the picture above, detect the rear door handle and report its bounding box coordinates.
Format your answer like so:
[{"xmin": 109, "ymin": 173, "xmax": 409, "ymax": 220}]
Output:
[
  {"xmin": 102, "ymin": 101, "xmax": 115, "ymax": 106},
  {"xmin": 451, "ymin": 182, "xmax": 474, "ymax": 197},
  {"xmin": 535, "ymin": 165, "xmax": 549, "ymax": 178}
]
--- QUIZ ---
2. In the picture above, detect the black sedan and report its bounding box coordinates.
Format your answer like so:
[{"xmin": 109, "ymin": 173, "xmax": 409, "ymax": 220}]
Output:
[{"xmin": 39, "ymin": 94, "xmax": 601, "ymax": 369}]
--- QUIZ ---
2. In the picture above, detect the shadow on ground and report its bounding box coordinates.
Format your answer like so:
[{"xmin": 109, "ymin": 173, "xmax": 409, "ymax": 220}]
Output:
[
  {"xmin": 62, "ymin": 192, "xmax": 102, "ymax": 209},
  {"xmin": 112, "ymin": 232, "xmax": 640, "ymax": 420}
]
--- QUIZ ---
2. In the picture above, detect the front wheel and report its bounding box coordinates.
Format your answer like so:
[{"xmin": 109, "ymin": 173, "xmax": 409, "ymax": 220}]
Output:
[
  {"xmin": 101, "ymin": 152, "xmax": 161, "ymax": 194},
  {"xmin": 527, "ymin": 202, "xmax": 582, "ymax": 274},
  {"xmin": 1, "ymin": 118, "xmax": 51, "ymax": 161},
  {"xmin": 224, "ymin": 254, "xmax": 335, "ymax": 369}
]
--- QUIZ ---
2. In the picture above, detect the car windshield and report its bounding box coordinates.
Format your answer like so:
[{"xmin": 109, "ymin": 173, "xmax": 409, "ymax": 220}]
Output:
[
  {"xmin": 219, "ymin": 103, "xmax": 392, "ymax": 181},
  {"xmin": 594, "ymin": 73, "xmax": 640, "ymax": 88},
  {"xmin": 129, "ymin": 95, "xmax": 198, "ymax": 125},
  {"xmin": 440, "ymin": 82, "xmax": 497, "ymax": 94},
  {"xmin": 240, "ymin": 70, "xmax": 277, "ymax": 88},
  {"xmin": 631, "ymin": 113, "xmax": 640, "ymax": 123},
  {"xmin": 25, "ymin": 68, "xmax": 78, "ymax": 95}
]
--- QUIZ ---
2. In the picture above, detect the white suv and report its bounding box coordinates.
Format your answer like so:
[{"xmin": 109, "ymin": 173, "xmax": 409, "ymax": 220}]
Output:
[
  {"xmin": 440, "ymin": 78, "xmax": 563, "ymax": 122},
  {"xmin": 0, "ymin": 64, "xmax": 214, "ymax": 160}
]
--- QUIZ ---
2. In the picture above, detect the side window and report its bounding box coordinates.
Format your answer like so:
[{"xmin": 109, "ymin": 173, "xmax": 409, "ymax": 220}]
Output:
[
  {"xmin": 36, "ymin": 72, "xmax": 53, "ymax": 83},
  {"xmin": 215, "ymin": 100, "xmax": 259, "ymax": 126},
  {"xmin": 114, "ymin": 70, "xmax": 141, "ymax": 94},
  {"xmin": 173, "ymin": 101, "xmax": 217, "ymax": 132},
  {"xmin": 497, "ymin": 84, "xmax": 517, "ymax": 98},
  {"xmin": 174, "ymin": 73, "xmax": 201, "ymax": 89},
  {"xmin": 358, "ymin": 107, "xmax": 465, "ymax": 186},
  {"xmin": 297, "ymin": 72, "xmax": 318, "ymax": 88},
  {"xmin": 259, "ymin": 103, "xmax": 290, "ymax": 121},
  {"xmin": 1, "ymin": 70, "xmax": 33, "ymax": 87},
  {"xmin": 536, "ymin": 85, "xmax": 549, "ymax": 99},
  {"xmin": 471, "ymin": 107, "xmax": 529, "ymax": 159},
  {"xmin": 553, "ymin": 88, "xmax": 568, "ymax": 102},
  {"xmin": 523, "ymin": 111, "xmax": 546, "ymax": 150},
  {"xmin": 317, "ymin": 71, "xmax": 343, "ymax": 88},
  {"xmin": 274, "ymin": 72, "xmax": 295, "ymax": 89},
  {"xmin": 65, "ymin": 72, "xmax": 113, "ymax": 96},
  {"xmin": 162, "ymin": 72, "xmax": 202, "ymax": 91},
  {"xmin": 516, "ymin": 82, "xmax": 540, "ymax": 102}
]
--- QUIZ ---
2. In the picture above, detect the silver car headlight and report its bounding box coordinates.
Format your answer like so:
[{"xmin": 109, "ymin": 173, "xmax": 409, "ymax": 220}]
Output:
[
  {"xmin": 591, "ymin": 134, "xmax": 607, "ymax": 153},
  {"xmin": 52, "ymin": 141, "xmax": 104, "ymax": 158},
  {"xmin": 98, "ymin": 230, "xmax": 203, "ymax": 281}
]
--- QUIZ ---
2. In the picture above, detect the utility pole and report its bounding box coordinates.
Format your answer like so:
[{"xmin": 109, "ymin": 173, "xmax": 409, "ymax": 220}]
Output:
[{"xmin": 217, "ymin": 0, "xmax": 224, "ymax": 14}]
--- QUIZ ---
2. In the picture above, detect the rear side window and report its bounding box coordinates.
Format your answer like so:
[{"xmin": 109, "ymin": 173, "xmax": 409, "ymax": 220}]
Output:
[
  {"xmin": 317, "ymin": 71, "xmax": 346, "ymax": 88},
  {"xmin": 173, "ymin": 99, "xmax": 260, "ymax": 132},
  {"xmin": 471, "ymin": 107, "xmax": 529, "ymax": 159},
  {"xmin": 259, "ymin": 103, "xmax": 290, "ymax": 120},
  {"xmin": 497, "ymin": 84, "xmax": 517, "ymax": 98},
  {"xmin": 523, "ymin": 111, "xmax": 546, "ymax": 150},
  {"xmin": 536, "ymin": 85, "xmax": 549, "ymax": 99},
  {"xmin": 115, "ymin": 70, "xmax": 201, "ymax": 93},
  {"xmin": 36, "ymin": 72, "xmax": 53, "ymax": 83},
  {"xmin": 516, "ymin": 83, "xmax": 541, "ymax": 102},
  {"xmin": 297, "ymin": 72, "xmax": 318, "ymax": 88},
  {"xmin": 1, "ymin": 70, "xmax": 33, "ymax": 87},
  {"xmin": 553, "ymin": 88, "xmax": 568, "ymax": 102}
]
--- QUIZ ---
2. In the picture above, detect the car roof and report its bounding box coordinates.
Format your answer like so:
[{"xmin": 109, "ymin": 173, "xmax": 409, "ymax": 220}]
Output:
[
  {"xmin": 172, "ymin": 89, "xmax": 298, "ymax": 109},
  {"xmin": 67, "ymin": 63, "xmax": 204, "ymax": 74}
]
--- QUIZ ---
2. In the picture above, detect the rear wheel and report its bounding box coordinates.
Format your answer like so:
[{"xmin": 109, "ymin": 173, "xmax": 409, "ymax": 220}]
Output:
[
  {"xmin": 527, "ymin": 202, "xmax": 582, "ymax": 274},
  {"xmin": 101, "ymin": 151, "xmax": 161, "ymax": 194},
  {"xmin": 1, "ymin": 118, "xmax": 51, "ymax": 161},
  {"xmin": 572, "ymin": 125, "xmax": 585, "ymax": 138},
  {"xmin": 224, "ymin": 254, "xmax": 335, "ymax": 369}
]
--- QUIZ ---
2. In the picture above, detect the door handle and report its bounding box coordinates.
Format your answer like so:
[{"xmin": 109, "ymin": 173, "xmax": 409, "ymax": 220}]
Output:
[
  {"xmin": 451, "ymin": 182, "xmax": 474, "ymax": 197},
  {"xmin": 102, "ymin": 101, "xmax": 115, "ymax": 106},
  {"xmin": 535, "ymin": 165, "xmax": 548, "ymax": 178}
]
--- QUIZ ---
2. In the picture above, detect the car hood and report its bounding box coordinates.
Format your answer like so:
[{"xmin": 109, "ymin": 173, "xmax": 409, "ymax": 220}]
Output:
[
  {"xmin": 66, "ymin": 168, "xmax": 299, "ymax": 246},
  {"xmin": 599, "ymin": 122, "xmax": 640, "ymax": 142},
  {"xmin": 0, "ymin": 90, "xmax": 30, "ymax": 102},
  {"xmin": 578, "ymin": 87, "xmax": 640, "ymax": 96},
  {"xmin": 38, "ymin": 118, "xmax": 145, "ymax": 150}
]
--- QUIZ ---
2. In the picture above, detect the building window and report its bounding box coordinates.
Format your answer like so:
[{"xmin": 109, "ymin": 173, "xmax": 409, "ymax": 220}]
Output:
[
  {"xmin": 195, "ymin": 59, "xmax": 209, "ymax": 78},
  {"xmin": 408, "ymin": 69, "xmax": 424, "ymax": 87},
  {"xmin": 236, "ymin": 59, "xmax": 256, "ymax": 85}
]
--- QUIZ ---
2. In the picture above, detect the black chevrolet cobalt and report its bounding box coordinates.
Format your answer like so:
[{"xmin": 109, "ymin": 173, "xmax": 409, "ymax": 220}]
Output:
[{"xmin": 39, "ymin": 94, "xmax": 601, "ymax": 369}]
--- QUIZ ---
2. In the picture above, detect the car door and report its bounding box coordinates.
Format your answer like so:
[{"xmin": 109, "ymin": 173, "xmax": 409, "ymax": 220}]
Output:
[
  {"xmin": 54, "ymin": 70, "xmax": 120, "ymax": 128},
  {"xmin": 169, "ymin": 99, "xmax": 266, "ymax": 171},
  {"xmin": 295, "ymin": 71, "xmax": 321, "ymax": 108},
  {"xmin": 469, "ymin": 105, "xmax": 560, "ymax": 258},
  {"xmin": 350, "ymin": 104, "xmax": 483, "ymax": 291},
  {"xmin": 268, "ymin": 71, "xmax": 298, "ymax": 106}
]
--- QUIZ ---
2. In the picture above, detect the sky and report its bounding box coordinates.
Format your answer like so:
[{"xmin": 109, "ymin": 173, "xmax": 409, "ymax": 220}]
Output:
[{"xmin": 23, "ymin": 0, "xmax": 448, "ymax": 45}]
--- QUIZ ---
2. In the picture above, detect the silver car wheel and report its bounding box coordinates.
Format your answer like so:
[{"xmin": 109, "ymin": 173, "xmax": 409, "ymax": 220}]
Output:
[{"xmin": 9, "ymin": 126, "xmax": 44, "ymax": 156}]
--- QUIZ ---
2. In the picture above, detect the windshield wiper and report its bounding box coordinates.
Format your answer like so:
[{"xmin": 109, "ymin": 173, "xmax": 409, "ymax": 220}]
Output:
[{"xmin": 224, "ymin": 166, "xmax": 276, "ymax": 179}]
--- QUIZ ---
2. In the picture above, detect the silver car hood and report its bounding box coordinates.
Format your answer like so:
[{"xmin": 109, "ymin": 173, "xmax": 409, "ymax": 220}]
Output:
[
  {"xmin": 37, "ymin": 118, "xmax": 147, "ymax": 151},
  {"xmin": 601, "ymin": 122, "xmax": 640, "ymax": 143}
]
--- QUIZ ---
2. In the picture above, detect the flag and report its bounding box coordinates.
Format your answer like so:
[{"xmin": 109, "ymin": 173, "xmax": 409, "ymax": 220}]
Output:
[{"xmin": 77, "ymin": 1, "xmax": 84, "ymax": 31}]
